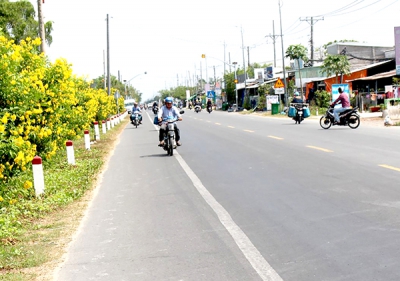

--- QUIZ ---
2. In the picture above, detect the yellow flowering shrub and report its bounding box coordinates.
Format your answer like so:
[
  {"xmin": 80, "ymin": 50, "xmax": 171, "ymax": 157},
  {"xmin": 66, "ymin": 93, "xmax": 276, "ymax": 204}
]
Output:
[{"xmin": 0, "ymin": 36, "xmax": 119, "ymax": 181}]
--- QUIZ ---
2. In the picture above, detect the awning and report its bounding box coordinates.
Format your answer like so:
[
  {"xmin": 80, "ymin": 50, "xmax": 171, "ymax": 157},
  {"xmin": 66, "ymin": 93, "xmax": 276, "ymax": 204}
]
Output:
[
  {"xmin": 246, "ymin": 84, "xmax": 259, "ymax": 89},
  {"xmin": 261, "ymin": 78, "xmax": 278, "ymax": 85},
  {"xmin": 346, "ymin": 69, "xmax": 397, "ymax": 82}
]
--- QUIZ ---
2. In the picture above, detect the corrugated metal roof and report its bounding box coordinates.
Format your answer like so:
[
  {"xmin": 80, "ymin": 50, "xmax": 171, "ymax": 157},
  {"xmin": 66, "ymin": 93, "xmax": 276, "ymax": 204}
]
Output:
[{"xmin": 345, "ymin": 69, "xmax": 397, "ymax": 82}]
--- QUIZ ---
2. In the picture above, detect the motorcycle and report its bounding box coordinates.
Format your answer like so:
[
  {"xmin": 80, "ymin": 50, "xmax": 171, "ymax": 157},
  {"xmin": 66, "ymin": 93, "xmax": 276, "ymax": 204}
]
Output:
[
  {"xmin": 288, "ymin": 103, "xmax": 309, "ymax": 124},
  {"xmin": 320, "ymin": 105, "xmax": 360, "ymax": 129},
  {"xmin": 207, "ymin": 105, "xmax": 212, "ymax": 114},
  {"xmin": 153, "ymin": 106, "xmax": 158, "ymax": 115},
  {"xmin": 195, "ymin": 105, "xmax": 201, "ymax": 113},
  {"xmin": 159, "ymin": 116, "xmax": 181, "ymax": 156},
  {"xmin": 130, "ymin": 112, "xmax": 141, "ymax": 128}
]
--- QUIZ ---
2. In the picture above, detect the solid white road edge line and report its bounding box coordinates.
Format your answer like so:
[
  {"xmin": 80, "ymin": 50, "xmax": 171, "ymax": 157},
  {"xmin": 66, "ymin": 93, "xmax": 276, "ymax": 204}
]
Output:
[
  {"xmin": 148, "ymin": 110, "xmax": 283, "ymax": 280},
  {"xmin": 174, "ymin": 151, "xmax": 284, "ymax": 281}
]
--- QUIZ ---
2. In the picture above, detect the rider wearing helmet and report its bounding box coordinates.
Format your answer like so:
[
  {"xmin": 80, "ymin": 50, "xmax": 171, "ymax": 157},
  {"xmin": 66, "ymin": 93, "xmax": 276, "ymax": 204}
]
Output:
[
  {"xmin": 292, "ymin": 91, "xmax": 303, "ymax": 103},
  {"xmin": 207, "ymin": 98, "xmax": 212, "ymax": 108},
  {"xmin": 157, "ymin": 97, "xmax": 182, "ymax": 146},
  {"xmin": 131, "ymin": 101, "xmax": 143, "ymax": 123}
]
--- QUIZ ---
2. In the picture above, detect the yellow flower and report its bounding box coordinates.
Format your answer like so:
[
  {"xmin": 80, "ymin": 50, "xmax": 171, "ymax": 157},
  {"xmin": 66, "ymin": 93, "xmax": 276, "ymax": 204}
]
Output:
[
  {"xmin": 9, "ymin": 199, "xmax": 17, "ymax": 205},
  {"xmin": 24, "ymin": 180, "xmax": 33, "ymax": 189},
  {"xmin": 0, "ymin": 196, "xmax": 3, "ymax": 202},
  {"xmin": 1, "ymin": 115, "xmax": 8, "ymax": 124}
]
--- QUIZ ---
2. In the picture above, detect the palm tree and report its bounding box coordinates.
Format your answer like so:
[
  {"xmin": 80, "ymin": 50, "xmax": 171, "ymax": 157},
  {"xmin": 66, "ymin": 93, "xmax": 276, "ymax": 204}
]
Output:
[
  {"xmin": 320, "ymin": 54, "xmax": 351, "ymax": 84},
  {"xmin": 285, "ymin": 44, "xmax": 308, "ymax": 99}
]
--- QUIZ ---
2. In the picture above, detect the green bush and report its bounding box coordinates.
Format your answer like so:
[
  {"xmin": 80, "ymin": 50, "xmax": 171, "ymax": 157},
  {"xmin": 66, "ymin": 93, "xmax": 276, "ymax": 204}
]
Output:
[{"xmin": 314, "ymin": 90, "xmax": 331, "ymax": 108}]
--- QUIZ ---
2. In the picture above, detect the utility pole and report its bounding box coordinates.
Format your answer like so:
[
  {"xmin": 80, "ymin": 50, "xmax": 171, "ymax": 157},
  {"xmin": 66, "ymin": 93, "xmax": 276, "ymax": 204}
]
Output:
[
  {"xmin": 200, "ymin": 61, "xmax": 203, "ymax": 94},
  {"xmin": 103, "ymin": 50, "xmax": 106, "ymax": 90},
  {"xmin": 247, "ymin": 46, "xmax": 250, "ymax": 67},
  {"xmin": 266, "ymin": 20, "xmax": 278, "ymax": 68},
  {"xmin": 300, "ymin": 16, "xmax": 324, "ymax": 66},
  {"xmin": 223, "ymin": 41, "xmax": 226, "ymax": 77},
  {"xmin": 228, "ymin": 52, "xmax": 231, "ymax": 73},
  {"xmin": 37, "ymin": 0, "xmax": 46, "ymax": 54},
  {"xmin": 106, "ymin": 14, "xmax": 111, "ymax": 96},
  {"xmin": 241, "ymin": 26, "xmax": 247, "ymax": 99},
  {"xmin": 213, "ymin": 66, "xmax": 216, "ymax": 88},
  {"xmin": 279, "ymin": 0, "xmax": 288, "ymax": 107}
]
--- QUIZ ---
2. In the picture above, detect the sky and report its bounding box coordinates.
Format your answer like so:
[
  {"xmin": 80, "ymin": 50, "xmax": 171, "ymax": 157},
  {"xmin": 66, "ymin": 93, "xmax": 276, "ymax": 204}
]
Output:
[{"xmin": 27, "ymin": 0, "xmax": 400, "ymax": 102}]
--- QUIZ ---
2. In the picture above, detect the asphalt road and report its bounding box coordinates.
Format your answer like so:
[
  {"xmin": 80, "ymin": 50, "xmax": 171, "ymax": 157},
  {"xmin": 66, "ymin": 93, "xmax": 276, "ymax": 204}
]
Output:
[{"xmin": 56, "ymin": 108, "xmax": 400, "ymax": 281}]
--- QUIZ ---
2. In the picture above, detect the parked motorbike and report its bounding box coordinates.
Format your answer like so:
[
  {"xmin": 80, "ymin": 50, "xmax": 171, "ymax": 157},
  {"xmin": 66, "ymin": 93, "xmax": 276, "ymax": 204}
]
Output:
[
  {"xmin": 130, "ymin": 112, "xmax": 141, "ymax": 128},
  {"xmin": 207, "ymin": 105, "xmax": 212, "ymax": 114},
  {"xmin": 320, "ymin": 105, "xmax": 360, "ymax": 129},
  {"xmin": 195, "ymin": 105, "xmax": 201, "ymax": 113},
  {"xmin": 153, "ymin": 106, "xmax": 158, "ymax": 115}
]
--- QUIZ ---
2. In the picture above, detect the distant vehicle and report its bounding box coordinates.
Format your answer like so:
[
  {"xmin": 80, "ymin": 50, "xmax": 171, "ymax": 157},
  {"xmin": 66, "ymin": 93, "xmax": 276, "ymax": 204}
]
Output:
[{"xmin": 124, "ymin": 99, "xmax": 136, "ymax": 114}]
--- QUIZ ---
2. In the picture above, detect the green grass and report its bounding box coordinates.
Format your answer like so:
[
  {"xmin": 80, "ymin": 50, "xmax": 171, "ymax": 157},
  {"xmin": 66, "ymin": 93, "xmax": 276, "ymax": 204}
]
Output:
[{"xmin": 0, "ymin": 118, "xmax": 128, "ymax": 280}]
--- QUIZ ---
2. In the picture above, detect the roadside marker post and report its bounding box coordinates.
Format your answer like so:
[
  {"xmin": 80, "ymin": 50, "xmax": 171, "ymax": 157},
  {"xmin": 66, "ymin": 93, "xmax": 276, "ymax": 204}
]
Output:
[
  {"xmin": 66, "ymin": 140, "xmax": 75, "ymax": 165},
  {"xmin": 107, "ymin": 118, "xmax": 111, "ymax": 130},
  {"xmin": 84, "ymin": 130, "xmax": 90, "ymax": 150},
  {"xmin": 32, "ymin": 156, "xmax": 45, "ymax": 196},
  {"xmin": 94, "ymin": 121, "xmax": 100, "ymax": 140},
  {"xmin": 102, "ymin": 120, "xmax": 106, "ymax": 134}
]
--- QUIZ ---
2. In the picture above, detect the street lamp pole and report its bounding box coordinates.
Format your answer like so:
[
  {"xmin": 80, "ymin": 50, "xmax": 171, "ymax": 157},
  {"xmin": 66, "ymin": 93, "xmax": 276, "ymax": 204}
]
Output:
[{"xmin": 123, "ymin": 72, "xmax": 147, "ymax": 99}]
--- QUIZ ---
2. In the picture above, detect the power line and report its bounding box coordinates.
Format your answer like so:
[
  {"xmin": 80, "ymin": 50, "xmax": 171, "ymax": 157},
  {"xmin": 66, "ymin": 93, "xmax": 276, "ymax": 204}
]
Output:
[{"xmin": 315, "ymin": 0, "xmax": 366, "ymax": 17}]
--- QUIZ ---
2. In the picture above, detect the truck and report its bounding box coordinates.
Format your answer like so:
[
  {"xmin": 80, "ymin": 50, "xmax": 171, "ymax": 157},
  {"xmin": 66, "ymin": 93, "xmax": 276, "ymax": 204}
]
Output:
[{"xmin": 124, "ymin": 99, "xmax": 136, "ymax": 114}]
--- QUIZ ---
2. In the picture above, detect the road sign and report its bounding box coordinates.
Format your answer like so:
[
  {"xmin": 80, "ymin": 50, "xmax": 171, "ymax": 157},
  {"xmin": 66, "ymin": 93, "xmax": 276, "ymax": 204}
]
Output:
[{"xmin": 274, "ymin": 77, "xmax": 284, "ymax": 88}]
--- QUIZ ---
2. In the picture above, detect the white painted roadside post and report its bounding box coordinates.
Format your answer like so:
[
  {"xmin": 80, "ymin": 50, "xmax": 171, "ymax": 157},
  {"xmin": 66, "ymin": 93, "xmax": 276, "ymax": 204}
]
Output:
[
  {"xmin": 66, "ymin": 140, "xmax": 75, "ymax": 165},
  {"xmin": 32, "ymin": 156, "xmax": 45, "ymax": 196},
  {"xmin": 111, "ymin": 117, "xmax": 114, "ymax": 128},
  {"xmin": 106, "ymin": 118, "xmax": 111, "ymax": 131},
  {"xmin": 102, "ymin": 120, "xmax": 106, "ymax": 134},
  {"xmin": 84, "ymin": 130, "xmax": 90, "ymax": 150},
  {"xmin": 94, "ymin": 121, "xmax": 100, "ymax": 140}
]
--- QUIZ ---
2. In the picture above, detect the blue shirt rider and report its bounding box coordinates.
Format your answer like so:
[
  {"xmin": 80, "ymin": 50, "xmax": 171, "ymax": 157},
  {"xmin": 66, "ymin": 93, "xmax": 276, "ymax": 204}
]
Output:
[
  {"xmin": 157, "ymin": 97, "xmax": 182, "ymax": 146},
  {"xmin": 131, "ymin": 102, "xmax": 143, "ymax": 123}
]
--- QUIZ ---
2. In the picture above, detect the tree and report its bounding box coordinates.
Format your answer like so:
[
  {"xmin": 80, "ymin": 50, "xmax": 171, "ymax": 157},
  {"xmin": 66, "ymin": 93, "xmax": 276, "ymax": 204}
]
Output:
[
  {"xmin": 320, "ymin": 54, "xmax": 351, "ymax": 84},
  {"xmin": 0, "ymin": 0, "xmax": 53, "ymax": 45},
  {"xmin": 286, "ymin": 44, "xmax": 308, "ymax": 99}
]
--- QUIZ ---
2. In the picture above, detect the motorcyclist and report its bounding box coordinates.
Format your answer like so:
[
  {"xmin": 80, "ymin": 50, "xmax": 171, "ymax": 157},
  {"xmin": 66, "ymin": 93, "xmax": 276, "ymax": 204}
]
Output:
[
  {"xmin": 131, "ymin": 102, "xmax": 143, "ymax": 124},
  {"xmin": 331, "ymin": 87, "xmax": 350, "ymax": 124},
  {"xmin": 194, "ymin": 99, "xmax": 202, "ymax": 111},
  {"xmin": 207, "ymin": 98, "xmax": 212, "ymax": 109},
  {"xmin": 157, "ymin": 97, "xmax": 182, "ymax": 146},
  {"xmin": 152, "ymin": 101, "xmax": 158, "ymax": 113},
  {"xmin": 292, "ymin": 91, "xmax": 303, "ymax": 103}
]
